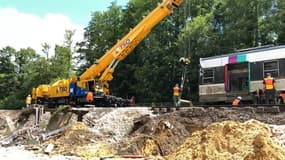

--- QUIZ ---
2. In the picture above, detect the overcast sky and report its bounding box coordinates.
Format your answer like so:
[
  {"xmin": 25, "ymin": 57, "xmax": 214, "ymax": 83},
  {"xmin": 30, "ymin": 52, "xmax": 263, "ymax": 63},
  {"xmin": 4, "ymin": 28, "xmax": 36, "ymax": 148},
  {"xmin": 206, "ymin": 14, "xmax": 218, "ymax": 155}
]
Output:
[{"xmin": 0, "ymin": 0, "xmax": 128, "ymax": 54}]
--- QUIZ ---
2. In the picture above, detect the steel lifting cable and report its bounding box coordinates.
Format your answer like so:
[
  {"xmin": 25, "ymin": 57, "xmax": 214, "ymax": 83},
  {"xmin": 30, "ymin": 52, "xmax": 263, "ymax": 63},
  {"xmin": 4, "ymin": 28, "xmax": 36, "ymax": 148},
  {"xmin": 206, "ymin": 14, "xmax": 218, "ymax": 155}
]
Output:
[{"xmin": 179, "ymin": 1, "xmax": 191, "ymax": 98}]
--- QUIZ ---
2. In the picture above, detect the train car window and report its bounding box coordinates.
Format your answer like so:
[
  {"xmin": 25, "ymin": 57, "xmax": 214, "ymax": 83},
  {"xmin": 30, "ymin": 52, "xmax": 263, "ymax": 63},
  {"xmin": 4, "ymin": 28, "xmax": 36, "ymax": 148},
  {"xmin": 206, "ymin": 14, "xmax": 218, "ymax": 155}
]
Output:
[
  {"xmin": 250, "ymin": 62, "xmax": 263, "ymax": 80},
  {"xmin": 263, "ymin": 61, "xmax": 279, "ymax": 77},
  {"xmin": 279, "ymin": 59, "xmax": 285, "ymax": 78},
  {"xmin": 215, "ymin": 67, "xmax": 224, "ymax": 83},
  {"xmin": 202, "ymin": 69, "xmax": 214, "ymax": 84}
]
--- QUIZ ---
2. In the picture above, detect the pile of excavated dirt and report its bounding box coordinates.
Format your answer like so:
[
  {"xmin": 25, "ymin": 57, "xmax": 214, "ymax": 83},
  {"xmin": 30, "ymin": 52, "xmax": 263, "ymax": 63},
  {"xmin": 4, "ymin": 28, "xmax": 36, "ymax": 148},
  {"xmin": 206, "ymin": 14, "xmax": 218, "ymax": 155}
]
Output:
[
  {"xmin": 2, "ymin": 107, "xmax": 285, "ymax": 160},
  {"xmin": 75, "ymin": 143, "xmax": 116, "ymax": 159},
  {"xmin": 0, "ymin": 110, "xmax": 24, "ymax": 136},
  {"xmin": 45, "ymin": 122, "xmax": 103, "ymax": 156},
  {"xmin": 117, "ymin": 113, "xmax": 194, "ymax": 156},
  {"xmin": 0, "ymin": 117, "xmax": 9, "ymax": 137},
  {"xmin": 165, "ymin": 120, "xmax": 285, "ymax": 160},
  {"xmin": 117, "ymin": 107, "xmax": 285, "ymax": 158},
  {"xmin": 88, "ymin": 108, "xmax": 154, "ymax": 142}
]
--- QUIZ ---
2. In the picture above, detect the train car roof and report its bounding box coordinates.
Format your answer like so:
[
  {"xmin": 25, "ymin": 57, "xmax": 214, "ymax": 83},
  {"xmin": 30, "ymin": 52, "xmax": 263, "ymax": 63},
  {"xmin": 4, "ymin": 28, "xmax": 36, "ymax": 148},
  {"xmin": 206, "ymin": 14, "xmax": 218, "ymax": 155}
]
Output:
[{"xmin": 200, "ymin": 45, "xmax": 285, "ymax": 68}]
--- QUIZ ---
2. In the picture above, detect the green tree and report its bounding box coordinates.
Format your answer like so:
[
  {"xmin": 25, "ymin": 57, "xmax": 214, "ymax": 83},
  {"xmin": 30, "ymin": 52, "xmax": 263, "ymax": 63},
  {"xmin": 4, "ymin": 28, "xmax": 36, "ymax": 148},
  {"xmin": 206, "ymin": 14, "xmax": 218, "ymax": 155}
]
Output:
[
  {"xmin": 41, "ymin": 42, "xmax": 51, "ymax": 59},
  {"xmin": 50, "ymin": 45, "xmax": 72, "ymax": 79},
  {"xmin": 0, "ymin": 47, "xmax": 17, "ymax": 100},
  {"xmin": 0, "ymin": 47, "xmax": 39, "ymax": 108},
  {"xmin": 49, "ymin": 30, "xmax": 75, "ymax": 80},
  {"xmin": 0, "ymin": 30, "xmax": 75, "ymax": 109},
  {"xmin": 77, "ymin": 2, "xmax": 125, "ymax": 72},
  {"xmin": 260, "ymin": 0, "xmax": 285, "ymax": 45}
]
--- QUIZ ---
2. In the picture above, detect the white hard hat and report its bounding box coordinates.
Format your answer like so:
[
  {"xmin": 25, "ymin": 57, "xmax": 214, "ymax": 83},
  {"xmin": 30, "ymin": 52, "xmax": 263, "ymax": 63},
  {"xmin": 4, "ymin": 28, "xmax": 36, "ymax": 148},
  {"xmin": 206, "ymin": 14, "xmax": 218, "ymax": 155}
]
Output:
[
  {"xmin": 28, "ymin": 94, "xmax": 31, "ymax": 97},
  {"xmin": 237, "ymin": 96, "xmax": 242, "ymax": 100}
]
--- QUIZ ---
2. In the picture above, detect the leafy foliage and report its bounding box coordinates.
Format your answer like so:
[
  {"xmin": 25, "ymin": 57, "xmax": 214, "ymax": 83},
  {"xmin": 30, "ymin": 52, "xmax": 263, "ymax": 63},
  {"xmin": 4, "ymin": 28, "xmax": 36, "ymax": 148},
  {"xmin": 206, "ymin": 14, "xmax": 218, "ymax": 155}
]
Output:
[
  {"xmin": 1, "ymin": 0, "xmax": 285, "ymax": 107},
  {"xmin": 0, "ymin": 30, "xmax": 74, "ymax": 109}
]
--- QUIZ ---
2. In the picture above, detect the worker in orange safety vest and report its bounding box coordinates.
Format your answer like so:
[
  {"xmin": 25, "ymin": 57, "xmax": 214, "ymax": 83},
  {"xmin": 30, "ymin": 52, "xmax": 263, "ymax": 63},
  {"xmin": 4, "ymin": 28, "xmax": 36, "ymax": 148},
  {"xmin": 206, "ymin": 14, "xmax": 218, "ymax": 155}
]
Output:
[
  {"xmin": 263, "ymin": 73, "xmax": 276, "ymax": 104},
  {"xmin": 86, "ymin": 91, "xmax": 94, "ymax": 103},
  {"xmin": 25, "ymin": 95, "xmax": 32, "ymax": 108},
  {"xmin": 232, "ymin": 96, "xmax": 242, "ymax": 106},
  {"xmin": 173, "ymin": 83, "xmax": 180, "ymax": 107}
]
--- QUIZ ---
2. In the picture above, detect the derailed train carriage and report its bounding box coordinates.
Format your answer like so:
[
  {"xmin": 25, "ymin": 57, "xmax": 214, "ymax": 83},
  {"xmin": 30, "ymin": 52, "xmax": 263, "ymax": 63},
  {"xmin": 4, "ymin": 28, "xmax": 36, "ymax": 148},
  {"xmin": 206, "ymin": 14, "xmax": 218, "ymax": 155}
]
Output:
[{"xmin": 199, "ymin": 45, "xmax": 285, "ymax": 104}]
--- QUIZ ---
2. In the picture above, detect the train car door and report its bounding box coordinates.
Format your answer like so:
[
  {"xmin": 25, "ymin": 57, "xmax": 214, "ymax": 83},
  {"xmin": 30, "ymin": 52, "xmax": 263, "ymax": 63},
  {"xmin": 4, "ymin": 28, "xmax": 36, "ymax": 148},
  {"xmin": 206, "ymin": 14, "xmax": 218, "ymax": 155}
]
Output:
[{"xmin": 226, "ymin": 62, "xmax": 249, "ymax": 94}]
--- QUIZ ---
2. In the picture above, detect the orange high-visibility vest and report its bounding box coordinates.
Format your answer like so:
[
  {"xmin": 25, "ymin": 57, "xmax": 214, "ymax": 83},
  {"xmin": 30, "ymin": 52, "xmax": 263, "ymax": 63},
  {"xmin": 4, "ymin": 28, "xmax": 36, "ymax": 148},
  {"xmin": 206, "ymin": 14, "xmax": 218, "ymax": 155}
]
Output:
[
  {"xmin": 173, "ymin": 86, "xmax": 180, "ymax": 96},
  {"xmin": 86, "ymin": 92, "xmax": 94, "ymax": 102},
  {"xmin": 26, "ymin": 96, "xmax": 32, "ymax": 104},
  {"xmin": 264, "ymin": 77, "xmax": 274, "ymax": 90},
  {"xmin": 232, "ymin": 98, "xmax": 240, "ymax": 106}
]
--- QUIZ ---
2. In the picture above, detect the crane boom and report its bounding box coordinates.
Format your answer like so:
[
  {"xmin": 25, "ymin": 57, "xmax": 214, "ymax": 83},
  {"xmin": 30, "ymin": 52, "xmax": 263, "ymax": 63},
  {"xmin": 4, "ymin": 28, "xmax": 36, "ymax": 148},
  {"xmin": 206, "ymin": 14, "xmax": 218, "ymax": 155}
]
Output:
[
  {"xmin": 80, "ymin": 0, "xmax": 183, "ymax": 82},
  {"xmin": 32, "ymin": 0, "xmax": 183, "ymax": 107}
]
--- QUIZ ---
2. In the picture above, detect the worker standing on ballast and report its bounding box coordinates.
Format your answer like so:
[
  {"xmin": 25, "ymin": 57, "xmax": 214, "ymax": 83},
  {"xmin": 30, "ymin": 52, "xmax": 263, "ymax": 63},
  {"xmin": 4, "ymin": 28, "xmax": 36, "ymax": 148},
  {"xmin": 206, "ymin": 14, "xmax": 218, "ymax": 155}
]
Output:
[
  {"xmin": 263, "ymin": 73, "xmax": 276, "ymax": 104},
  {"xmin": 173, "ymin": 83, "xmax": 180, "ymax": 107}
]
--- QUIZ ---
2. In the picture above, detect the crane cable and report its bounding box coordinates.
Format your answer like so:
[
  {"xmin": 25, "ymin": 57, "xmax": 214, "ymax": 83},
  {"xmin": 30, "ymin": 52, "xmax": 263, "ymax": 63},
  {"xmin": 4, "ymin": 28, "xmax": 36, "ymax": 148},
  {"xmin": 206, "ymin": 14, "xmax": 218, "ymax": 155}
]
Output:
[{"xmin": 179, "ymin": 1, "xmax": 191, "ymax": 99}]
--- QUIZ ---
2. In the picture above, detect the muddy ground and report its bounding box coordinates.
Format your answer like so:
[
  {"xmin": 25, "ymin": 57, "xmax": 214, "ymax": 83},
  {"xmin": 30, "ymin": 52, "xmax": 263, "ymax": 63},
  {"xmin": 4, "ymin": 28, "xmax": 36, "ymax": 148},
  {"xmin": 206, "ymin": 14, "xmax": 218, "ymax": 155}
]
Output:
[{"xmin": 0, "ymin": 106, "xmax": 285, "ymax": 160}]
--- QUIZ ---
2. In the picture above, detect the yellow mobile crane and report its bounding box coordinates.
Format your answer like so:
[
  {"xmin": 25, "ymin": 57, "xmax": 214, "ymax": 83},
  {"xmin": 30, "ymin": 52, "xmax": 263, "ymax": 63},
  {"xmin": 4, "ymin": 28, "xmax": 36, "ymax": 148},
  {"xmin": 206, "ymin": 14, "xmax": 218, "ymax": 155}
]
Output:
[{"xmin": 32, "ymin": 0, "xmax": 183, "ymax": 107}]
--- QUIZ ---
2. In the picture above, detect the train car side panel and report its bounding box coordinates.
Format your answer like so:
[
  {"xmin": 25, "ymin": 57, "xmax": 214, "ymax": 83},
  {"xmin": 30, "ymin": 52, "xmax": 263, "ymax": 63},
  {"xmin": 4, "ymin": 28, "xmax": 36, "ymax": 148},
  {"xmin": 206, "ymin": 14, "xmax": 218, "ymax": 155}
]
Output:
[{"xmin": 199, "ymin": 45, "xmax": 285, "ymax": 104}]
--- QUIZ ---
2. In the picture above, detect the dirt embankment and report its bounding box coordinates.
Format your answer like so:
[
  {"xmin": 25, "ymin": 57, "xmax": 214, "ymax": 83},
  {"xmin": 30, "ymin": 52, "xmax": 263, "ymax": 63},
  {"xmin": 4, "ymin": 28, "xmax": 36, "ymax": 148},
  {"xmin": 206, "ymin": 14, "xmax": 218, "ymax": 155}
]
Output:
[
  {"xmin": 1, "ymin": 107, "xmax": 285, "ymax": 160},
  {"xmin": 116, "ymin": 107, "xmax": 285, "ymax": 157},
  {"xmin": 166, "ymin": 120, "xmax": 285, "ymax": 160}
]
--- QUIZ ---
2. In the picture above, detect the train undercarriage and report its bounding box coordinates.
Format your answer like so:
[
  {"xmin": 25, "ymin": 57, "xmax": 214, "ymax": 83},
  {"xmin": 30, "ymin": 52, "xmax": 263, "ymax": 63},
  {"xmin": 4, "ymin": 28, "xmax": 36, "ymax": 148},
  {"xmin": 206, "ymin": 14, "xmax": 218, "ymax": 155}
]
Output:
[{"xmin": 35, "ymin": 95, "xmax": 131, "ymax": 108}]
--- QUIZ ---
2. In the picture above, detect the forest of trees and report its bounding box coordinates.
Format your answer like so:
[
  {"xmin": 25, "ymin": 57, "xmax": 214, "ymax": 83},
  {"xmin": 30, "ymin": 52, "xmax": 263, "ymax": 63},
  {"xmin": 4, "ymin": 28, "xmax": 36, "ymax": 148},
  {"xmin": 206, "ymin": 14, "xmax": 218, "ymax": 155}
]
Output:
[{"xmin": 1, "ymin": 0, "xmax": 285, "ymax": 108}]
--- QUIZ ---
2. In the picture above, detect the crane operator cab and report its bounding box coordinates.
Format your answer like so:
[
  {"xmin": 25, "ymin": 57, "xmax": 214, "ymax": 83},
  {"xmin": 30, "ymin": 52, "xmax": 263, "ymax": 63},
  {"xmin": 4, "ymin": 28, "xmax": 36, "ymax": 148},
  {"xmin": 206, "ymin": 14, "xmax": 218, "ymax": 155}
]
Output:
[
  {"xmin": 95, "ymin": 85, "xmax": 104, "ymax": 95},
  {"xmin": 87, "ymin": 79, "xmax": 105, "ymax": 96}
]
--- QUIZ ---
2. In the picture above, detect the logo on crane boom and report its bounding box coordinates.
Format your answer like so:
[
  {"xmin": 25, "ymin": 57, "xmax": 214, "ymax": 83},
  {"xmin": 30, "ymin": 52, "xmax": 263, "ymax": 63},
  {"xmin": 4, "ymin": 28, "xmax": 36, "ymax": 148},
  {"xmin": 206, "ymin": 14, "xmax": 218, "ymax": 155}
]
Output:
[{"xmin": 115, "ymin": 38, "xmax": 131, "ymax": 54}]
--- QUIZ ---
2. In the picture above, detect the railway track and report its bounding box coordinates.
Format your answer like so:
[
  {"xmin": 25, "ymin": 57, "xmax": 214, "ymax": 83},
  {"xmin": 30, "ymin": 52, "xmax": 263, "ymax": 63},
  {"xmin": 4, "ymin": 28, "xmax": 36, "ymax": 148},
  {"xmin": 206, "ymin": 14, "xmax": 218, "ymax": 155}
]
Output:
[
  {"xmin": 26, "ymin": 103, "xmax": 285, "ymax": 111},
  {"xmin": 145, "ymin": 103, "xmax": 285, "ymax": 114}
]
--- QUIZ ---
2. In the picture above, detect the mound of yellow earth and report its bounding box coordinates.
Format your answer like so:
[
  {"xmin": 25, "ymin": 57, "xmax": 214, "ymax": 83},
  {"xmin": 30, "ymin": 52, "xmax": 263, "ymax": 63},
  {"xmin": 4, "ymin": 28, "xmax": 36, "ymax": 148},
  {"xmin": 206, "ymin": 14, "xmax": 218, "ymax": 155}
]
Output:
[
  {"xmin": 75, "ymin": 143, "xmax": 116, "ymax": 160},
  {"xmin": 46, "ymin": 122, "xmax": 98, "ymax": 155},
  {"xmin": 166, "ymin": 120, "xmax": 285, "ymax": 160}
]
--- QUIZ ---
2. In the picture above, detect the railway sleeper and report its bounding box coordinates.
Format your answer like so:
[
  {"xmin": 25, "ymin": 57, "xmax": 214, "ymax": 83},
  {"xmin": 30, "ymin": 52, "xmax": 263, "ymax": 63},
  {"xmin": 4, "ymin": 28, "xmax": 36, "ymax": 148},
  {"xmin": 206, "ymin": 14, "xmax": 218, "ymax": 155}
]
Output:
[{"xmin": 152, "ymin": 106, "xmax": 282, "ymax": 115}]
